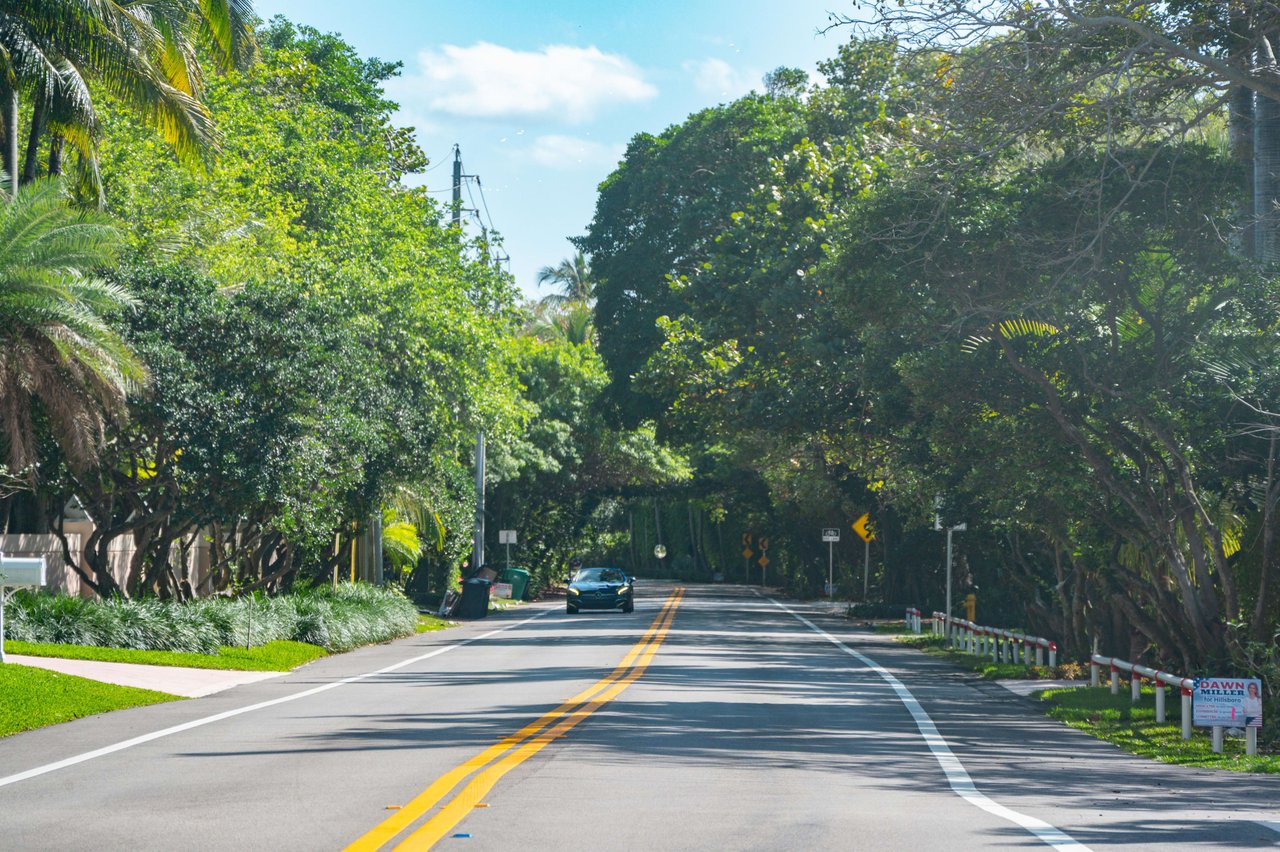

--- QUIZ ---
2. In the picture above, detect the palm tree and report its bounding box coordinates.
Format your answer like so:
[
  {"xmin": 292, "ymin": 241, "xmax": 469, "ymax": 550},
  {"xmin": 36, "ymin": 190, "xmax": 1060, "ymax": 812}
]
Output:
[
  {"xmin": 0, "ymin": 0, "xmax": 258, "ymax": 198},
  {"xmin": 528, "ymin": 300, "xmax": 596, "ymax": 346},
  {"xmin": 0, "ymin": 178, "xmax": 145, "ymax": 475},
  {"xmin": 535, "ymin": 250, "xmax": 594, "ymax": 307}
]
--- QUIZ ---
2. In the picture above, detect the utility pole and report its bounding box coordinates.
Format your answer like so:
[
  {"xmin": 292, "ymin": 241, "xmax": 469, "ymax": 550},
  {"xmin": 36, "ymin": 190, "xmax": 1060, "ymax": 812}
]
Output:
[
  {"xmin": 473, "ymin": 430, "xmax": 485, "ymax": 572},
  {"xmin": 452, "ymin": 145, "xmax": 462, "ymax": 228}
]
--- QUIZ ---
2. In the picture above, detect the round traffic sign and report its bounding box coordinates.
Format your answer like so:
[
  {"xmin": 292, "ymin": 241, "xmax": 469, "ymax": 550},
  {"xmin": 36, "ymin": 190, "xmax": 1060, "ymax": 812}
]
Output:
[{"xmin": 653, "ymin": 544, "xmax": 667, "ymax": 559}]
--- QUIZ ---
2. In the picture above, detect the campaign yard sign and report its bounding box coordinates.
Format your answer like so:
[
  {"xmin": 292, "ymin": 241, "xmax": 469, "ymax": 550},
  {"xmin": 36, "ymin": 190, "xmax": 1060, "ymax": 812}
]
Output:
[{"xmin": 1192, "ymin": 677, "xmax": 1264, "ymax": 728}]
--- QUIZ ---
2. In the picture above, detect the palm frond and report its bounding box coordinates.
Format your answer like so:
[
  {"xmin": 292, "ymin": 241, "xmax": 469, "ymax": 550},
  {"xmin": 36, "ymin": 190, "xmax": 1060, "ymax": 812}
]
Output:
[{"xmin": 961, "ymin": 317, "xmax": 1059, "ymax": 353}]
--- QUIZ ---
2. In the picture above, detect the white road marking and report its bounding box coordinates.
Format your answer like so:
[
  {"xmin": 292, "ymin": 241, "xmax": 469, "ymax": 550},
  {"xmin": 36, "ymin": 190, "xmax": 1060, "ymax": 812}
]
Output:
[
  {"xmin": 767, "ymin": 596, "xmax": 1091, "ymax": 851},
  {"xmin": 0, "ymin": 609, "xmax": 553, "ymax": 789}
]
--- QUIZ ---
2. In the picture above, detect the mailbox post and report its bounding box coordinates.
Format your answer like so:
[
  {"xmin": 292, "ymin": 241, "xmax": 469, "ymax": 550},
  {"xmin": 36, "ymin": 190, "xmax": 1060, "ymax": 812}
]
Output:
[{"xmin": 0, "ymin": 553, "xmax": 47, "ymax": 663}]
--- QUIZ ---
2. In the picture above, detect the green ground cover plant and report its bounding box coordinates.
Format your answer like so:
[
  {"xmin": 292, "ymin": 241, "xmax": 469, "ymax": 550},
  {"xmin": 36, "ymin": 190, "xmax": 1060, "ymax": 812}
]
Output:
[
  {"xmin": 0, "ymin": 665, "xmax": 179, "ymax": 737},
  {"xmin": 415, "ymin": 615, "xmax": 454, "ymax": 633},
  {"xmin": 1039, "ymin": 686, "xmax": 1280, "ymax": 771},
  {"xmin": 5, "ymin": 640, "xmax": 327, "ymax": 671},
  {"xmin": 5, "ymin": 584, "xmax": 417, "ymax": 654}
]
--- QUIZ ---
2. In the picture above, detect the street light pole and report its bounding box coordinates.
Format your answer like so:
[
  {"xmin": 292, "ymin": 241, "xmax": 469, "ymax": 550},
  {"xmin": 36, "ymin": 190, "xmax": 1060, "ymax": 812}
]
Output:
[
  {"xmin": 944, "ymin": 522, "xmax": 967, "ymax": 623},
  {"xmin": 945, "ymin": 526, "xmax": 954, "ymax": 624},
  {"xmin": 863, "ymin": 537, "xmax": 870, "ymax": 599},
  {"xmin": 828, "ymin": 540, "xmax": 834, "ymax": 599}
]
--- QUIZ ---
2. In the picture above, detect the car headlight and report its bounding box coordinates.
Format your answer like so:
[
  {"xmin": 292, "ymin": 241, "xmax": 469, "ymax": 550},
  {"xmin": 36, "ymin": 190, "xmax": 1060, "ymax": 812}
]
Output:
[
  {"xmin": 568, "ymin": 587, "xmax": 580, "ymax": 596},
  {"xmin": 616, "ymin": 586, "xmax": 630, "ymax": 595}
]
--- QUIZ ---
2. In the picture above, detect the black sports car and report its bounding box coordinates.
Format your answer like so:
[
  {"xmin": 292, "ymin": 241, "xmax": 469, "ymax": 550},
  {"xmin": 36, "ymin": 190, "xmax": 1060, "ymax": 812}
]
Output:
[{"xmin": 566, "ymin": 567, "xmax": 634, "ymax": 614}]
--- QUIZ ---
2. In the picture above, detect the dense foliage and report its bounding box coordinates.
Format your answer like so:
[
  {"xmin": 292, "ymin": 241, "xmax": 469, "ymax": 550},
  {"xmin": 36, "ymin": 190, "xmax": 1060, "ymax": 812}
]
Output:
[
  {"xmin": 579, "ymin": 31, "xmax": 1280, "ymax": 688},
  {"xmin": 1, "ymin": 15, "xmax": 685, "ymax": 609}
]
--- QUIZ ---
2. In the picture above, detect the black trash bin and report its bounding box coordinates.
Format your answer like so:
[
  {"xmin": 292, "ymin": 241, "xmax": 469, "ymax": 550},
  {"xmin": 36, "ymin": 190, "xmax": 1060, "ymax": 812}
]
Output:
[{"xmin": 458, "ymin": 578, "xmax": 492, "ymax": 619}]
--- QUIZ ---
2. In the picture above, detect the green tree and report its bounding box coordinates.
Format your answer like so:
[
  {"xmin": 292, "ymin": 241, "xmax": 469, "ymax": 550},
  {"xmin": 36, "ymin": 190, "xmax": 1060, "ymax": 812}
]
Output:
[
  {"xmin": 575, "ymin": 91, "xmax": 809, "ymax": 424},
  {"xmin": 55, "ymin": 19, "xmax": 522, "ymax": 597}
]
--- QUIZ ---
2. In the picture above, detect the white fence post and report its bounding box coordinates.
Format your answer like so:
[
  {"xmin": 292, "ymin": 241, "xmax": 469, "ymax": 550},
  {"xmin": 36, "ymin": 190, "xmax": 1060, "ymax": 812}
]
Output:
[
  {"xmin": 1212, "ymin": 726, "xmax": 1224, "ymax": 753},
  {"xmin": 1110, "ymin": 664, "xmax": 1119, "ymax": 695}
]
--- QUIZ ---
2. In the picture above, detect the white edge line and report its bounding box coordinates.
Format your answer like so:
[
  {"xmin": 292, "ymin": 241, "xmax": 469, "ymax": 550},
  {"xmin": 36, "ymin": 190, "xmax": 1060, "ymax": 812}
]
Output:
[
  {"xmin": 0, "ymin": 609, "xmax": 553, "ymax": 789},
  {"xmin": 763, "ymin": 594, "xmax": 1091, "ymax": 852}
]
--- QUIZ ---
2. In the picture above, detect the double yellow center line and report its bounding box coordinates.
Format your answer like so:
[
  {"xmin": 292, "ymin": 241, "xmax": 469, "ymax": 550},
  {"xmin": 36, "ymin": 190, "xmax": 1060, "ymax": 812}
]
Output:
[{"xmin": 345, "ymin": 587, "xmax": 685, "ymax": 851}]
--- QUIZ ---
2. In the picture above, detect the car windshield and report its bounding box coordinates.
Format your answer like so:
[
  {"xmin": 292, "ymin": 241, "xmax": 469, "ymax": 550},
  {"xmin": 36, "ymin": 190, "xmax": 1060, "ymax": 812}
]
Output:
[{"xmin": 573, "ymin": 567, "xmax": 626, "ymax": 584}]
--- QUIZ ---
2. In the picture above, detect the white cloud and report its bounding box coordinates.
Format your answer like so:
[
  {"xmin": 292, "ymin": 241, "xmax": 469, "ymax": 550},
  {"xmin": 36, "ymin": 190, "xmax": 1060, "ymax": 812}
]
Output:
[
  {"xmin": 391, "ymin": 42, "xmax": 656, "ymax": 123},
  {"xmin": 527, "ymin": 135, "xmax": 625, "ymax": 170},
  {"xmin": 683, "ymin": 58, "xmax": 760, "ymax": 100}
]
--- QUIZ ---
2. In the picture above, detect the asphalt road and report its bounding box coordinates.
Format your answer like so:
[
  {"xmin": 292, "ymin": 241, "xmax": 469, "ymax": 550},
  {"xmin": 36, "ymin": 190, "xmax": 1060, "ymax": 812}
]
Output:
[{"xmin": 2, "ymin": 583, "xmax": 1279, "ymax": 850}]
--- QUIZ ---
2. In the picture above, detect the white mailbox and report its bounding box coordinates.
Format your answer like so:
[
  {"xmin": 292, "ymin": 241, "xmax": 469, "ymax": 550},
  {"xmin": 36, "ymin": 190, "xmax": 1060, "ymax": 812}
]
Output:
[
  {"xmin": 1, "ymin": 553, "xmax": 47, "ymax": 663},
  {"xmin": 0, "ymin": 555, "xmax": 46, "ymax": 588}
]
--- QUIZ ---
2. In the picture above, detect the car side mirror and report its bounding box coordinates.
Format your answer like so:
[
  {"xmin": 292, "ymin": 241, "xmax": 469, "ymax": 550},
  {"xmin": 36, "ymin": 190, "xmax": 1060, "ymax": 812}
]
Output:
[{"xmin": 629, "ymin": 576, "xmax": 636, "ymax": 584}]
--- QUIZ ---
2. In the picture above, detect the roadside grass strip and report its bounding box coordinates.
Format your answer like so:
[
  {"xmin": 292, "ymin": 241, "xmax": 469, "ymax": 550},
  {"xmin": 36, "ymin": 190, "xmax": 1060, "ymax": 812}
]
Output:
[
  {"xmin": 415, "ymin": 616, "xmax": 454, "ymax": 633},
  {"xmin": 892, "ymin": 633, "xmax": 1088, "ymax": 681},
  {"xmin": 1040, "ymin": 686, "xmax": 1280, "ymax": 773},
  {"xmin": 345, "ymin": 588, "xmax": 686, "ymax": 852},
  {"xmin": 0, "ymin": 608, "xmax": 554, "ymax": 790},
  {"xmin": 766, "ymin": 595, "xmax": 1090, "ymax": 851},
  {"xmin": 4, "ymin": 640, "xmax": 328, "ymax": 672},
  {"xmin": 0, "ymin": 664, "xmax": 180, "ymax": 737}
]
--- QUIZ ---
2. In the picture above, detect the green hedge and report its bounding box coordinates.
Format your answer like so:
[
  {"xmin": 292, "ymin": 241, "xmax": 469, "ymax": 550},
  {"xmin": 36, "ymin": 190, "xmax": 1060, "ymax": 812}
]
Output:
[{"xmin": 4, "ymin": 584, "xmax": 417, "ymax": 654}]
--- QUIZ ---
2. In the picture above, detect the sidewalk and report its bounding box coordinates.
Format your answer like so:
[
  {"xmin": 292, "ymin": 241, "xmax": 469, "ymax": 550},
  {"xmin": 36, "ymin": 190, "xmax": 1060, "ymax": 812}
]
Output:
[{"xmin": 7, "ymin": 654, "xmax": 285, "ymax": 698}]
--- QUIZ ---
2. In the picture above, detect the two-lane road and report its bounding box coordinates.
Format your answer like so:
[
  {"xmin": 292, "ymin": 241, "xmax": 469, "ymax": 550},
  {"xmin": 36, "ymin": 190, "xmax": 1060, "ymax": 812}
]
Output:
[{"xmin": 2, "ymin": 584, "xmax": 1278, "ymax": 850}]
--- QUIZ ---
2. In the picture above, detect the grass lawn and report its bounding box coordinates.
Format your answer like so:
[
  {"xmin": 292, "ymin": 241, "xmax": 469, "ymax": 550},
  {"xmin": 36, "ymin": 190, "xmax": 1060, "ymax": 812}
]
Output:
[
  {"xmin": 0, "ymin": 664, "xmax": 179, "ymax": 737},
  {"xmin": 1039, "ymin": 686, "xmax": 1280, "ymax": 772},
  {"xmin": 5, "ymin": 640, "xmax": 327, "ymax": 672}
]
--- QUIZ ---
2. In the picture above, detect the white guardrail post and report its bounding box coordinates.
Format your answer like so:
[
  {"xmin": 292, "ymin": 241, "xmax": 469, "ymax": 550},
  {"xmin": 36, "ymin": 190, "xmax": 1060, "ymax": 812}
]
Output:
[{"xmin": 912, "ymin": 609, "xmax": 1058, "ymax": 672}]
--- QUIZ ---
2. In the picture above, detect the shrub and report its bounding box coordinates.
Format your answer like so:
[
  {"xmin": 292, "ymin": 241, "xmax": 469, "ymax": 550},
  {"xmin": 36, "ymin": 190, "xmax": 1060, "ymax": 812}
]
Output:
[{"xmin": 5, "ymin": 584, "xmax": 417, "ymax": 654}]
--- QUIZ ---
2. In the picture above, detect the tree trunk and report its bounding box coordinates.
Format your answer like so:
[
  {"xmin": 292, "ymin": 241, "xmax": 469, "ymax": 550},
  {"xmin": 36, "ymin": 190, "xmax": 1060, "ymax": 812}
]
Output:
[
  {"xmin": 48, "ymin": 132, "xmax": 64, "ymax": 177},
  {"xmin": 23, "ymin": 80, "xmax": 47, "ymax": 185},
  {"xmin": 1254, "ymin": 78, "xmax": 1280, "ymax": 262},
  {"xmin": 1231, "ymin": 84, "xmax": 1255, "ymax": 257},
  {"xmin": 1252, "ymin": 431, "xmax": 1279, "ymax": 640},
  {"xmin": 1, "ymin": 87, "xmax": 19, "ymax": 199}
]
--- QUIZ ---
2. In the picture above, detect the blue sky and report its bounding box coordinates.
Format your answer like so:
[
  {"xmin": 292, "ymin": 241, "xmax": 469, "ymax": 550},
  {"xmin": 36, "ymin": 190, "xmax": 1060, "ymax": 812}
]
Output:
[{"xmin": 253, "ymin": 1, "xmax": 855, "ymax": 299}]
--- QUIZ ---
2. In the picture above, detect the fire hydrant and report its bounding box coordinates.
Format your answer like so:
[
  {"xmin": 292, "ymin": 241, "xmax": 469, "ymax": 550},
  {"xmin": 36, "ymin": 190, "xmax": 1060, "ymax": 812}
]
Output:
[{"xmin": 964, "ymin": 593, "xmax": 976, "ymax": 622}]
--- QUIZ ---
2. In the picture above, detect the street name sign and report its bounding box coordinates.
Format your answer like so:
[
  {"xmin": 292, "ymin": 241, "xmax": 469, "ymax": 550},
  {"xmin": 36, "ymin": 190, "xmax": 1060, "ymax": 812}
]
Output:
[{"xmin": 821, "ymin": 528, "xmax": 840, "ymax": 542}]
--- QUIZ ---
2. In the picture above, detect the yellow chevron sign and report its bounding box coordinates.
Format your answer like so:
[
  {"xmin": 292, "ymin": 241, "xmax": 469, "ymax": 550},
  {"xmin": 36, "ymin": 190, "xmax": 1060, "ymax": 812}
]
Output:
[{"xmin": 853, "ymin": 513, "xmax": 875, "ymax": 543}]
